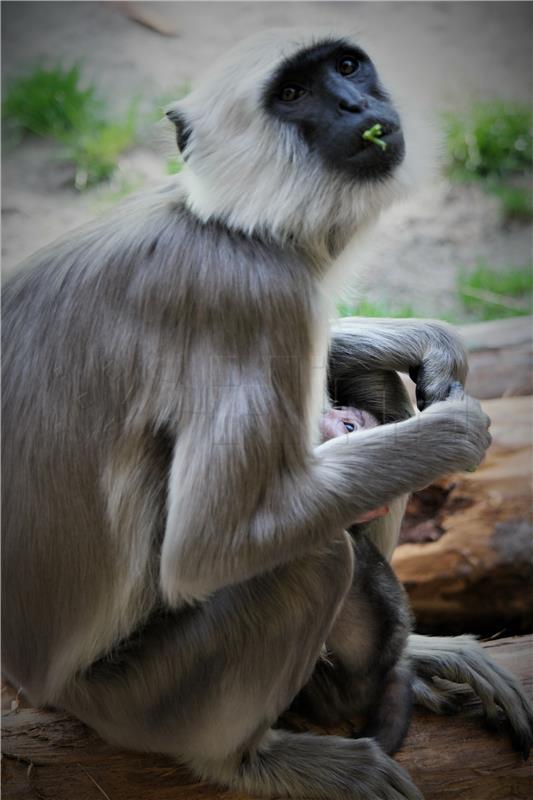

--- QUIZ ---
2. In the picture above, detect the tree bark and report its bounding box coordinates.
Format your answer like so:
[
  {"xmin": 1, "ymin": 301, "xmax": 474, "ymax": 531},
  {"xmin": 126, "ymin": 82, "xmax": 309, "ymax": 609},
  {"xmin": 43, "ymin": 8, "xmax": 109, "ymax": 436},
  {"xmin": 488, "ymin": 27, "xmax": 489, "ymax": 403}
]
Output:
[
  {"xmin": 394, "ymin": 395, "xmax": 533, "ymax": 634},
  {"xmin": 458, "ymin": 316, "xmax": 533, "ymax": 400}
]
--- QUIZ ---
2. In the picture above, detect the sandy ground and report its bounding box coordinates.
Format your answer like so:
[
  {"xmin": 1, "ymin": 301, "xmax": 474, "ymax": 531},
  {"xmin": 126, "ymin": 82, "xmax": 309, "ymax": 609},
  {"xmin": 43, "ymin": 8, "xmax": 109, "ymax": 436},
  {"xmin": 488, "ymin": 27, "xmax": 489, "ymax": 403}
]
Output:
[{"xmin": 2, "ymin": 1, "xmax": 532, "ymax": 317}]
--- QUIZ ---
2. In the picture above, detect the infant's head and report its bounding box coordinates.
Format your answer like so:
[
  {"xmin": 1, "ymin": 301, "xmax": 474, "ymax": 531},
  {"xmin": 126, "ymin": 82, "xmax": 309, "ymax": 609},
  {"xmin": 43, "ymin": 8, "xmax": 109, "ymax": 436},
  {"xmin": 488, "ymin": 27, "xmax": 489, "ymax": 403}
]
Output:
[{"xmin": 319, "ymin": 406, "xmax": 379, "ymax": 442}]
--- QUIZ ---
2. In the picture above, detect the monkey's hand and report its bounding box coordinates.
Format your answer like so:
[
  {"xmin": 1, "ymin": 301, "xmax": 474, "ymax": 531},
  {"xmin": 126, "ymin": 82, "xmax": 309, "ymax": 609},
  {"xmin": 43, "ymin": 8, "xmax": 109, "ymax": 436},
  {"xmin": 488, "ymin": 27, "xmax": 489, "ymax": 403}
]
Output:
[
  {"xmin": 418, "ymin": 392, "xmax": 491, "ymax": 474},
  {"xmin": 407, "ymin": 321, "xmax": 468, "ymax": 411},
  {"xmin": 408, "ymin": 634, "xmax": 533, "ymax": 759}
]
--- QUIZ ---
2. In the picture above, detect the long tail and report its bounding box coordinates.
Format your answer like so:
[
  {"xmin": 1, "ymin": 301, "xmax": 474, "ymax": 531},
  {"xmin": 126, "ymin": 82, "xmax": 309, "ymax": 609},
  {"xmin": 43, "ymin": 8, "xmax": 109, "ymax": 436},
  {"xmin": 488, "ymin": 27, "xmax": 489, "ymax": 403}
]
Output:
[
  {"xmin": 190, "ymin": 728, "xmax": 423, "ymax": 800},
  {"xmin": 408, "ymin": 634, "xmax": 533, "ymax": 759}
]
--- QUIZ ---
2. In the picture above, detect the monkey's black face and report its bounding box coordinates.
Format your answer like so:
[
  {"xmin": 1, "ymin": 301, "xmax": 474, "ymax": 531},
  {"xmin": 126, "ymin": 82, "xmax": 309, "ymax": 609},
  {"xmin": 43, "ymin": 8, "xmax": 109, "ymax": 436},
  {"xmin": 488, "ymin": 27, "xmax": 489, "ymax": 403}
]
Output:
[{"xmin": 264, "ymin": 39, "xmax": 405, "ymax": 181}]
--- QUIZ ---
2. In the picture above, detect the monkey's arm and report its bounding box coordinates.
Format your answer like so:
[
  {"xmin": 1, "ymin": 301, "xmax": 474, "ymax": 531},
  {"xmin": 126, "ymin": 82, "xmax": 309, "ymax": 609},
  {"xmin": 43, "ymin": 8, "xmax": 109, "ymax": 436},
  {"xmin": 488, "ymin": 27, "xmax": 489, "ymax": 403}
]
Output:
[
  {"xmin": 160, "ymin": 394, "xmax": 490, "ymax": 606},
  {"xmin": 330, "ymin": 318, "xmax": 468, "ymax": 410}
]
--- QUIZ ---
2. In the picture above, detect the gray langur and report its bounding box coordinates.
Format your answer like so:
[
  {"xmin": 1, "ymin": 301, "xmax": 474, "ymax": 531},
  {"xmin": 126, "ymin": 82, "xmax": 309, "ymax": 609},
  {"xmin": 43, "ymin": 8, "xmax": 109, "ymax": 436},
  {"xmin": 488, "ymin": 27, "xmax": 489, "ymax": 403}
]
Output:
[{"xmin": 2, "ymin": 29, "xmax": 532, "ymax": 800}]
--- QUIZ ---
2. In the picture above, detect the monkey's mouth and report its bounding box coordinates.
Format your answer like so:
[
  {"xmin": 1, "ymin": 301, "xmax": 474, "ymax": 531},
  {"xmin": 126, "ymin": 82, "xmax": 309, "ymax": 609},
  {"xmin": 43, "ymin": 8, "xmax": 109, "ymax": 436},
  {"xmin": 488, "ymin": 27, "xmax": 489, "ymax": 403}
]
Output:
[
  {"xmin": 347, "ymin": 122, "xmax": 405, "ymax": 174},
  {"xmin": 358, "ymin": 122, "xmax": 402, "ymax": 152}
]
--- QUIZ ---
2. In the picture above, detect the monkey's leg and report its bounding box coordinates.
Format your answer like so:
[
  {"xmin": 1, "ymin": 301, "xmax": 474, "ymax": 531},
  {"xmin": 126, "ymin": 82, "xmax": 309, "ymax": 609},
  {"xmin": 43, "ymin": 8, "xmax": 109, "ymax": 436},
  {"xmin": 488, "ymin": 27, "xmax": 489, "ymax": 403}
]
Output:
[
  {"xmin": 290, "ymin": 530, "xmax": 413, "ymax": 755},
  {"xmin": 59, "ymin": 532, "xmax": 421, "ymax": 800},
  {"xmin": 361, "ymin": 661, "xmax": 414, "ymax": 755}
]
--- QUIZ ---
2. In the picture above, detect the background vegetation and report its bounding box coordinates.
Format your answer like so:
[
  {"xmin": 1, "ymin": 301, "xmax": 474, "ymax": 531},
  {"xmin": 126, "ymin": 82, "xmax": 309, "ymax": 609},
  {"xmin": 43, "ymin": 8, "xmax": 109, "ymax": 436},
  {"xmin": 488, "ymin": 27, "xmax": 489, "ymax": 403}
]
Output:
[{"xmin": 2, "ymin": 63, "xmax": 185, "ymax": 189}]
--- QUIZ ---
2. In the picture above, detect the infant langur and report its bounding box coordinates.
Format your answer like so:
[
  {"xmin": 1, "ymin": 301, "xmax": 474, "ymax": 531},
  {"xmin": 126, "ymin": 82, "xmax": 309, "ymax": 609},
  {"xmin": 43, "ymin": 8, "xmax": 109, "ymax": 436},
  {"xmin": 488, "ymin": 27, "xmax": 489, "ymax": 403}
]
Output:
[
  {"xmin": 293, "ymin": 406, "xmax": 413, "ymax": 755},
  {"xmin": 320, "ymin": 406, "xmax": 386, "ymax": 524}
]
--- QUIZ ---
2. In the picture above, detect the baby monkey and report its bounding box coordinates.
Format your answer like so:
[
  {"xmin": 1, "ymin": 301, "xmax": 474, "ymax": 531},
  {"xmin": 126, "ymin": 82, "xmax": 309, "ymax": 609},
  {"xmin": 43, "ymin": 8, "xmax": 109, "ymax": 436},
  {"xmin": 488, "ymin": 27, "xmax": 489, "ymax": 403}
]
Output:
[
  {"xmin": 319, "ymin": 406, "xmax": 388, "ymax": 526},
  {"xmin": 292, "ymin": 405, "xmax": 413, "ymax": 755}
]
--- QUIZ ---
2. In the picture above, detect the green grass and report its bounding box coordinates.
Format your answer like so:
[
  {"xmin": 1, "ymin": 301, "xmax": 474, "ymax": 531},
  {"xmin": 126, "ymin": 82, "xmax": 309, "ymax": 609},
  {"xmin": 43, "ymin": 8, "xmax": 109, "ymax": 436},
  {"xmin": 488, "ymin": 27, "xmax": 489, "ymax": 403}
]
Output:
[
  {"xmin": 489, "ymin": 183, "xmax": 533, "ymax": 220},
  {"xmin": 337, "ymin": 265, "xmax": 533, "ymax": 325},
  {"xmin": 63, "ymin": 101, "xmax": 139, "ymax": 190},
  {"xmin": 444, "ymin": 101, "xmax": 532, "ymax": 180},
  {"xmin": 3, "ymin": 64, "xmax": 138, "ymax": 189},
  {"xmin": 2, "ymin": 63, "xmax": 102, "ymax": 140},
  {"xmin": 337, "ymin": 300, "xmax": 417, "ymax": 318},
  {"xmin": 443, "ymin": 101, "xmax": 533, "ymax": 219},
  {"xmin": 458, "ymin": 263, "xmax": 532, "ymax": 321}
]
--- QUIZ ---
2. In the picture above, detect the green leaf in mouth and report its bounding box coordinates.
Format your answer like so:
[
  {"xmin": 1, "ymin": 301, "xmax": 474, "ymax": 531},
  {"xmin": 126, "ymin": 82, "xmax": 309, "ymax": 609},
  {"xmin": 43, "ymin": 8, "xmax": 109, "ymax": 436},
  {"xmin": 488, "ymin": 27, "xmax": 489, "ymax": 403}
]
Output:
[{"xmin": 362, "ymin": 123, "xmax": 387, "ymax": 151}]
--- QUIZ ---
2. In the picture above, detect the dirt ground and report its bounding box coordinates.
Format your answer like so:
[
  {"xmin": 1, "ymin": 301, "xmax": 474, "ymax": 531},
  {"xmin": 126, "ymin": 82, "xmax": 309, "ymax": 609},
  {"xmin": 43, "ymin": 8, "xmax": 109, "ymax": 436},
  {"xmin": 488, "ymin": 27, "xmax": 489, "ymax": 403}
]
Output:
[{"xmin": 2, "ymin": 1, "xmax": 532, "ymax": 317}]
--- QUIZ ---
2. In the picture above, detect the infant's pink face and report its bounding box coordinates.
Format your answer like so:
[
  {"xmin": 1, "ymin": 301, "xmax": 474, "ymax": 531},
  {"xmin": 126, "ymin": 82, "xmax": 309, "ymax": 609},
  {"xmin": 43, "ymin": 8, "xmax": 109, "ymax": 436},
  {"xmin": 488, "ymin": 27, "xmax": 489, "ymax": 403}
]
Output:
[
  {"xmin": 319, "ymin": 406, "xmax": 379, "ymax": 442},
  {"xmin": 319, "ymin": 406, "xmax": 388, "ymax": 525}
]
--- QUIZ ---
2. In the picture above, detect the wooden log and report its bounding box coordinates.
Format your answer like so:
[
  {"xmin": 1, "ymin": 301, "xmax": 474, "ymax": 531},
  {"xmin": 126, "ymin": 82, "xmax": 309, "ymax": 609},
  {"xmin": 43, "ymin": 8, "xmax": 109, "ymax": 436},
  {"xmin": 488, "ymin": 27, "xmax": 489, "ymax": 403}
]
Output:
[
  {"xmin": 396, "ymin": 636, "xmax": 533, "ymax": 800},
  {"xmin": 2, "ymin": 636, "xmax": 531, "ymax": 800},
  {"xmin": 394, "ymin": 395, "xmax": 533, "ymax": 634},
  {"xmin": 458, "ymin": 316, "xmax": 533, "ymax": 400}
]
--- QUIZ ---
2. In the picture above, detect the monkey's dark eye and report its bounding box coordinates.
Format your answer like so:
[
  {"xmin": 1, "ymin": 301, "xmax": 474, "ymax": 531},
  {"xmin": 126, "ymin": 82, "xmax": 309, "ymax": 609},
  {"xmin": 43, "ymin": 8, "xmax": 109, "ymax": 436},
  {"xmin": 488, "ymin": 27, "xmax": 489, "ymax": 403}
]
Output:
[
  {"xmin": 343, "ymin": 422, "xmax": 355, "ymax": 433},
  {"xmin": 279, "ymin": 84, "xmax": 306, "ymax": 102},
  {"xmin": 338, "ymin": 56, "xmax": 360, "ymax": 77}
]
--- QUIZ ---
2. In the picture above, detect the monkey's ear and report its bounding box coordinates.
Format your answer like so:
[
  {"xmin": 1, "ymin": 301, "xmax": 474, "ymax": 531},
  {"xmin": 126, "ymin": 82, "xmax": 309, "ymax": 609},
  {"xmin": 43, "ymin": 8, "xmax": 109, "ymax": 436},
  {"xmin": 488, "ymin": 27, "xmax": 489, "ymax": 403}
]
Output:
[{"xmin": 165, "ymin": 105, "xmax": 192, "ymax": 155}]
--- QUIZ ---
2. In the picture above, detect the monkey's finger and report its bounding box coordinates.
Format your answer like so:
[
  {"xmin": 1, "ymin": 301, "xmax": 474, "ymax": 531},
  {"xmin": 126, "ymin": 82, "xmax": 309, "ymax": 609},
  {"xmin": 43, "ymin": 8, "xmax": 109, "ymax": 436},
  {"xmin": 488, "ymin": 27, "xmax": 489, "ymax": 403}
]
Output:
[
  {"xmin": 408, "ymin": 364, "xmax": 430, "ymax": 411},
  {"xmin": 410, "ymin": 365, "xmax": 460, "ymax": 411}
]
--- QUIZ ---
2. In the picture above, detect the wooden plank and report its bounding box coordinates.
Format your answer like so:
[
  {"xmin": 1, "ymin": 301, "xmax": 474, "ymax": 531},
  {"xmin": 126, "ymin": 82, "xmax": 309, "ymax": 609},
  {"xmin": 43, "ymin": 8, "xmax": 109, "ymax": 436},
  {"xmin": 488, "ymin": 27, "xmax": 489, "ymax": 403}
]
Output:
[
  {"xmin": 458, "ymin": 317, "xmax": 533, "ymax": 400},
  {"xmin": 394, "ymin": 396, "xmax": 533, "ymax": 634},
  {"xmin": 2, "ymin": 637, "xmax": 532, "ymax": 800},
  {"xmin": 396, "ymin": 636, "xmax": 533, "ymax": 800}
]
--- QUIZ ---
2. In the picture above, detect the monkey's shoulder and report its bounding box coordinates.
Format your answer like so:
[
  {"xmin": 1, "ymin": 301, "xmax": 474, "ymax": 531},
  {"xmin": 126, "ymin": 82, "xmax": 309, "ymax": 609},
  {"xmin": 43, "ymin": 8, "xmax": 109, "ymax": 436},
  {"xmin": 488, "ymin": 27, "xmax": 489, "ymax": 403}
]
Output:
[
  {"xmin": 109, "ymin": 190, "xmax": 319, "ymax": 332},
  {"xmin": 142, "ymin": 194, "xmax": 317, "ymax": 303},
  {"xmin": 5, "ymin": 184, "xmax": 316, "ymax": 323}
]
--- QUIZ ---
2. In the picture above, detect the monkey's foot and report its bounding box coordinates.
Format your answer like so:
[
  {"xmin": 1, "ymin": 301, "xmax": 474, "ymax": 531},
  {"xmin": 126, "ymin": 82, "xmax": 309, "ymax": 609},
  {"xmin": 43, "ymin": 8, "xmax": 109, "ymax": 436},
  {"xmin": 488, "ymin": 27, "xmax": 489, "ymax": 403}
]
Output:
[{"xmin": 408, "ymin": 634, "xmax": 533, "ymax": 759}]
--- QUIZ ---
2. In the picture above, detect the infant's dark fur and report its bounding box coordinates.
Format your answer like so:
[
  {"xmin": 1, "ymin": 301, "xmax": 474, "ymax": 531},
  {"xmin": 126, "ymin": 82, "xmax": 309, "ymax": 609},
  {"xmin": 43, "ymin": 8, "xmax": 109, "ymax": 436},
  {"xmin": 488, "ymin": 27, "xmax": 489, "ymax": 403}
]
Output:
[{"xmin": 291, "ymin": 406, "xmax": 413, "ymax": 755}]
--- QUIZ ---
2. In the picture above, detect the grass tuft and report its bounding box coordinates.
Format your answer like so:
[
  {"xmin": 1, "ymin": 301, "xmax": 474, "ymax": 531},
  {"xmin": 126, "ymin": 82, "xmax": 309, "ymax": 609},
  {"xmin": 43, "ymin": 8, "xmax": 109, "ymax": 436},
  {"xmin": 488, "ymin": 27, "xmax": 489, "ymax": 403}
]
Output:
[
  {"xmin": 458, "ymin": 263, "xmax": 532, "ymax": 321},
  {"xmin": 443, "ymin": 101, "xmax": 533, "ymax": 220},
  {"xmin": 443, "ymin": 101, "xmax": 532, "ymax": 180},
  {"xmin": 337, "ymin": 300, "xmax": 417, "ymax": 319},
  {"xmin": 3, "ymin": 64, "xmax": 138, "ymax": 189},
  {"xmin": 64, "ymin": 102, "xmax": 139, "ymax": 190},
  {"xmin": 489, "ymin": 183, "xmax": 533, "ymax": 221},
  {"xmin": 2, "ymin": 63, "xmax": 102, "ymax": 140}
]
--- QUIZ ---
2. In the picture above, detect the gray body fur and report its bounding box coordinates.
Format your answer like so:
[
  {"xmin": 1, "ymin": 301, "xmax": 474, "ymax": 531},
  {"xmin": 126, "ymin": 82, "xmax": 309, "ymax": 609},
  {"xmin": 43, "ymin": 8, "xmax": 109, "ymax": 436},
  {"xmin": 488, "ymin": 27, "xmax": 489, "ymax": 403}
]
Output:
[{"xmin": 3, "ymin": 29, "xmax": 532, "ymax": 800}]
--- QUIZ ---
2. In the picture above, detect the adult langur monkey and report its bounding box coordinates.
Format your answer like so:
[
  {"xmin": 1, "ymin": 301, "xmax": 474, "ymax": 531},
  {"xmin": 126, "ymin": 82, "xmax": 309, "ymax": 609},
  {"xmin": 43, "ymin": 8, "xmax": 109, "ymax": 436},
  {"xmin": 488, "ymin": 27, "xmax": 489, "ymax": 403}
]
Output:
[{"xmin": 2, "ymin": 29, "xmax": 532, "ymax": 800}]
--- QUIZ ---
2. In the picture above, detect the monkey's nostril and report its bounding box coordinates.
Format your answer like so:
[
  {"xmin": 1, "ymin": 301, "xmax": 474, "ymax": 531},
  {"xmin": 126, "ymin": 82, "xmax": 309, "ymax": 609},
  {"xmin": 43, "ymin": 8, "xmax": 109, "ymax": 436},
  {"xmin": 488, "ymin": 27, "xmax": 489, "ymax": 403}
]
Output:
[{"xmin": 339, "ymin": 99, "xmax": 365, "ymax": 114}]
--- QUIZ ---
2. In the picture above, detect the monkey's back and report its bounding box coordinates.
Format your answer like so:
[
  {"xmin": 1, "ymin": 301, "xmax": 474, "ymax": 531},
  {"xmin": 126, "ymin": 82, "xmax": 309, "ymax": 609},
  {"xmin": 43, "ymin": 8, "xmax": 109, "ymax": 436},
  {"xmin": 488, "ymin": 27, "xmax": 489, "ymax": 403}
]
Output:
[
  {"xmin": 1, "ymin": 190, "xmax": 179, "ymax": 701},
  {"xmin": 1, "ymin": 183, "xmax": 320, "ymax": 704}
]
